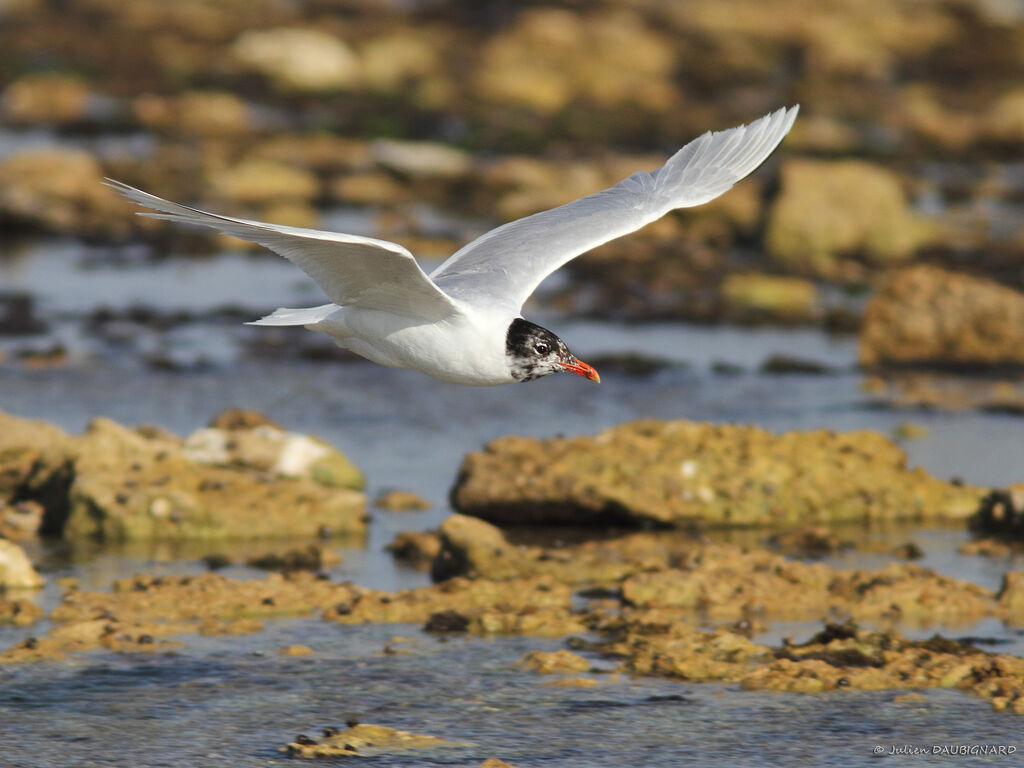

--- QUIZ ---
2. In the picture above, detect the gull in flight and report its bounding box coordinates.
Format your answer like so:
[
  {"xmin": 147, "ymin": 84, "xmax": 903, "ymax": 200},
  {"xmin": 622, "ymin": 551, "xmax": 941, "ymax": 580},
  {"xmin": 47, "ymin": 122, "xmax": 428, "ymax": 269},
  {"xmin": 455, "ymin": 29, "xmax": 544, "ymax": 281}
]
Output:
[{"xmin": 108, "ymin": 105, "xmax": 798, "ymax": 386}]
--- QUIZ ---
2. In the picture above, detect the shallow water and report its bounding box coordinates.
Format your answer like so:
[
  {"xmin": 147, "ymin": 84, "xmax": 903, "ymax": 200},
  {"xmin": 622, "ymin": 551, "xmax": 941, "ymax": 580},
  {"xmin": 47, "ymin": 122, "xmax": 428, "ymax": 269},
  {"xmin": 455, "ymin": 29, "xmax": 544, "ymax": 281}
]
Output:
[{"xmin": 2, "ymin": 246, "xmax": 1024, "ymax": 765}]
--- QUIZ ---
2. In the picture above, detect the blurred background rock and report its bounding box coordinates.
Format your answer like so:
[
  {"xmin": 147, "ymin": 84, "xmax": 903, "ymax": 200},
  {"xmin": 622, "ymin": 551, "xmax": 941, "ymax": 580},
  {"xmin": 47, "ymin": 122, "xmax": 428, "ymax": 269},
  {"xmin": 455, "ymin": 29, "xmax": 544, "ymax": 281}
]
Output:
[{"xmin": 0, "ymin": 0, "xmax": 1022, "ymax": 361}]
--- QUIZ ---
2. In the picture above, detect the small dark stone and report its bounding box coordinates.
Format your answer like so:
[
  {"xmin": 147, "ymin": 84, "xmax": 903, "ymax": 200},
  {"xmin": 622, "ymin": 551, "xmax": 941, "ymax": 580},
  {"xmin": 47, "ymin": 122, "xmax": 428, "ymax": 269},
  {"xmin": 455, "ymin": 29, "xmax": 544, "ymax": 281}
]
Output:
[
  {"xmin": 423, "ymin": 610, "xmax": 470, "ymax": 633},
  {"xmin": 345, "ymin": 717, "xmax": 360, "ymax": 728},
  {"xmin": 261, "ymin": 597, "xmax": 275, "ymax": 606},
  {"xmin": 295, "ymin": 734, "xmax": 316, "ymax": 746},
  {"xmin": 322, "ymin": 727, "xmax": 340, "ymax": 738},
  {"xmin": 837, "ymin": 677, "xmax": 851, "ymax": 687},
  {"xmin": 201, "ymin": 554, "xmax": 232, "ymax": 571},
  {"xmin": 137, "ymin": 634, "xmax": 154, "ymax": 644}
]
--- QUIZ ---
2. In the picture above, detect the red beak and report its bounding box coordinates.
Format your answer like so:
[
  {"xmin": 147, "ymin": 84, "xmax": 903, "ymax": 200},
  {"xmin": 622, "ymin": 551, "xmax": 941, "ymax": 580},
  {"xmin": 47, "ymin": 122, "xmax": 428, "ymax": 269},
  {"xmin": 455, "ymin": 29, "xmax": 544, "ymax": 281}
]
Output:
[{"xmin": 558, "ymin": 357, "xmax": 601, "ymax": 383}]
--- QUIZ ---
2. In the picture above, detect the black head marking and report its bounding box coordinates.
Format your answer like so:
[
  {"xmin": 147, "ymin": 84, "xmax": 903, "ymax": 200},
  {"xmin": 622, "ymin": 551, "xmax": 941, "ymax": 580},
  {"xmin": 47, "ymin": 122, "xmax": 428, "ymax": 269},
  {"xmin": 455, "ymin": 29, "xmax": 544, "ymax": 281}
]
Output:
[{"xmin": 505, "ymin": 318, "xmax": 573, "ymax": 382}]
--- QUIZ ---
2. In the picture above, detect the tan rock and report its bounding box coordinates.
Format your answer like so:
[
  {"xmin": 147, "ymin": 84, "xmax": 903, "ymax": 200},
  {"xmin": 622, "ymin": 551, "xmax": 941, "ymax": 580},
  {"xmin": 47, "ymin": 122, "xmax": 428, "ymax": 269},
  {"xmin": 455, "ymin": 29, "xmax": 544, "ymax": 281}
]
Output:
[
  {"xmin": 0, "ymin": 148, "xmax": 130, "ymax": 236},
  {"xmin": 451, "ymin": 420, "xmax": 983, "ymax": 528},
  {"xmin": 374, "ymin": 490, "xmax": 430, "ymax": 511},
  {"xmin": 283, "ymin": 722, "xmax": 469, "ymax": 758},
  {"xmin": 859, "ymin": 265, "xmax": 1024, "ymax": 367},
  {"xmin": 66, "ymin": 417, "xmax": 365, "ymax": 540},
  {"xmin": 208, "ymin": 159, "xmax": 318, "ymax": 205},
  {"xmin": 134, "ymin": 91, "xmax": 252, "ymax": 137},
  {"xmin": 2, "ymin": 73, "xmax": 92, "ymax": 124},
  {"xmin": 474, "ymin": 8, "xmax": 675, "ymax": 115},
  {"xmin": 232, "ymin": 28, "xmax": 360, "ymax": 92},
  {"xmin": 766, "ymin": 159, "xmax": 932, "ymax": 275},
  {"xmin": 719, "ymin": 273, "xmax": 819, "ymax": 324},
  {"xmin": 0, "ymin": 540, "xmax": 43, "ymax": 588},
  {"xmin": 516, "ymin": 649, "xmax": 590, "ymax": 674}
]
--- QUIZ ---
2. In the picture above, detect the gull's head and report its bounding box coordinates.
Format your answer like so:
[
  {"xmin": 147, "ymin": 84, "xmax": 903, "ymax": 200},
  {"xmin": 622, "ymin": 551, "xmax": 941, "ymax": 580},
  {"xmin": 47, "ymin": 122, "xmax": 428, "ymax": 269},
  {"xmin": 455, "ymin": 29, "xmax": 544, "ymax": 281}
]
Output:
[{"xmin": 505, "ymin": 318, "xmax": 600, "ymax": 384}]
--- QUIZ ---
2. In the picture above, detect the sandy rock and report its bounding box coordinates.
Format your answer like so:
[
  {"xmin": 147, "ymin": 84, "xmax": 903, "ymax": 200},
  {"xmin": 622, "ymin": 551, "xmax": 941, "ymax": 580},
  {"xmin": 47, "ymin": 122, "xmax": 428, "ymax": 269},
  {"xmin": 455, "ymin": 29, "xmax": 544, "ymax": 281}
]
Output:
[
  {"xmin": 2, "ymin": 72, "xmax": 93, "ymax": 124},
  {"xmin": 134, "ymin": 91, "xmax": 253, "ymax": 137},
  {"xmin": 474, "ymin": 8, "xmax": 675, "ymax": 115},
  {"xmin": 0, "ymin": 617, "xmax": 187, "ymax": 663},
  {"xmin": 358, "ymin": 29, "xmax": 442, "ymax": 94},
  {"xmin": 279, "ymin": 644, "xmax": 314, "ymax": 656},
  {"xmin": 232, "ymin": 28, "xmax": 359, "ymax": 92},
  {"xmin": 283, "ymin": 722, "xmax": 468, "ymax": 758},
  {"xmin": 330, "ymin": 172, "xmax": 406, "ymax": 206},
  {"xmin": 246, "ymin": 545, "xmax": 341, "ymax": 573},
  {"xmin": 0, "ymin": 539, "xmax": 44, "ymax": 589},
  {"xmin": 324, "ymin": 574, "xmax": 583, "ymax": 638},
  {"xmin": 766, "ymin": 159, "xmax": 932, "ymax": 275},
  {"xmin": 66, "ymin": 417, "xmax": 365, "ymax": 540},
  {"xmin": 0, "ymin": 597, "xmax": 43, "ymax": 626},
  {"xmin": 0, "ymin": 410, "xmax": 73, "ymax": 499},
  {"xmin": 859, "ymin": 265, "xmax": 1024, "ymax": 368},
  {"xmin": 984, "ymin": 88, "xmax": 1024, "ymax": 143},
  {"xmin": 516, "ymin": 649, "xmax": 590, "ymax": 674},
  {"xmin": 183, "ymin": 421, "xmax": 363, "ymax": 490},
  {"xmin": 478, "ymin": 760, "xmax": 518, "ymax": 768},
  {"xmin": 451, "ymin": 420, "xmax": 983, "ymax": 528},
  {"xmin": 621, "ymin": 556, "xmax": 993, "ymax": 624},
  {"xmin": 374, "ymin": 490, "xmax": 430, "ymax": 511},
  {"xmin": 208, "ymin": 159, "xmax": 318, "ymax": 205},
  {"xmin": 371, "ymin": 139, "xmax": 473, "ymax": 179},
  {"xmin": 0, "ymin": 148, "xmax": 129, "ymax": 236},
  {"xmin": 49, "ymin": 568, "xmax": 581, "ymax": 640},
  {"xmin": 719, "ymin": 273, "xmax": 820, "ymax": 324},
  {"xmin": 387, "ymin": 530, "xmax": 442, "ymax": 570},
  {"xmin": 737, "ymin": 624, "xmax": 1024, "ymax": 713}
]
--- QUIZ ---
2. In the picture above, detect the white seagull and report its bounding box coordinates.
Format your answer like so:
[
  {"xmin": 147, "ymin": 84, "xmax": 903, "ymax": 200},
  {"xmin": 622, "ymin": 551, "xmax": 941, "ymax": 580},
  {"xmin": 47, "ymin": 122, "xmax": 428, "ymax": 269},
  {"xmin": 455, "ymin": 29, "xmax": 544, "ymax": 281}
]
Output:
[{"xmin": 108, "ymin": 105, "xmax": 798, "ymax": 386}]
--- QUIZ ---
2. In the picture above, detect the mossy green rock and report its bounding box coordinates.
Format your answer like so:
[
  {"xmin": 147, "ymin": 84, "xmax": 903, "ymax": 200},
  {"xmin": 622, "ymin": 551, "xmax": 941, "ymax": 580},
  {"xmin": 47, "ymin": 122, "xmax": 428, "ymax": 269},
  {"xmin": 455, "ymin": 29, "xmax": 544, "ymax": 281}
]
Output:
[{"xmin": 451, "ymin": 419, "xmax": 984, "ymax": 528}]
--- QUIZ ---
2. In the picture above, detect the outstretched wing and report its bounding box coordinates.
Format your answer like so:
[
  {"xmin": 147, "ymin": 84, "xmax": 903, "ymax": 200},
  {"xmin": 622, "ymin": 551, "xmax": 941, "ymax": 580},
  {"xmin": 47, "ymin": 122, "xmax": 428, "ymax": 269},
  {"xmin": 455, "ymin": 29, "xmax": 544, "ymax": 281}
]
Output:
[
  {"xmin": 430, "ymin": 106, "xmax": 799, "ymax": 312},
  {"xmin": 105, "ymin": 181, "xmax": 463, "ymax": 322}
]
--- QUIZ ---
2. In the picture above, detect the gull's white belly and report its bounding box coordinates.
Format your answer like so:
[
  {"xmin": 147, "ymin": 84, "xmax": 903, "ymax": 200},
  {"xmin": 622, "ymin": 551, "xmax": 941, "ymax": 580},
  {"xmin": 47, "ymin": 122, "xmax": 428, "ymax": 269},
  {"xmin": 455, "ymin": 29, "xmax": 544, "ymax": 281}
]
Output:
[{"xmin": 311, "ymin": 306, "xmax": 516, "ymax": 386}]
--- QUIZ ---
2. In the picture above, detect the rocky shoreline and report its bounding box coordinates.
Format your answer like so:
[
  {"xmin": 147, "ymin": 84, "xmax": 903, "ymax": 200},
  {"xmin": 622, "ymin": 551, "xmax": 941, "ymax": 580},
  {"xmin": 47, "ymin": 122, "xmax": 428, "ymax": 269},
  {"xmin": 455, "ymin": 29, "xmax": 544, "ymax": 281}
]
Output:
[{"xmin": 2, "ymin": 408, "xmax": 1023, "ymax": 729}]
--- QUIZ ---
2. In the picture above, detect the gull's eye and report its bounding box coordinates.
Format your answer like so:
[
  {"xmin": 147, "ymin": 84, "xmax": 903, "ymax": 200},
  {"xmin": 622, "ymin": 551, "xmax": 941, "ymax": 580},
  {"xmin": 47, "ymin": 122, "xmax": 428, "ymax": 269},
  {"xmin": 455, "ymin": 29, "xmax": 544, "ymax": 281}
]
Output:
[{"xmin": 533, "ymin": 341, "xmax": 551, "ymax": 356}]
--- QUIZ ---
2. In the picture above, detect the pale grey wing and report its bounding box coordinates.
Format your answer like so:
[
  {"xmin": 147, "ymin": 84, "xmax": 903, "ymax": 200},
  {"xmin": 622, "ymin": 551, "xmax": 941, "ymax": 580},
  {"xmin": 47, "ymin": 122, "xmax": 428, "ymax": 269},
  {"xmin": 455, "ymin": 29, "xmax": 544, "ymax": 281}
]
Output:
[
  {"xmin": 105, "ymin": 180, "xmax": 463, "ymax": 322},
  {"xmin": 431, "ymin": 105, "xmax": 799, "ymax": 312}
]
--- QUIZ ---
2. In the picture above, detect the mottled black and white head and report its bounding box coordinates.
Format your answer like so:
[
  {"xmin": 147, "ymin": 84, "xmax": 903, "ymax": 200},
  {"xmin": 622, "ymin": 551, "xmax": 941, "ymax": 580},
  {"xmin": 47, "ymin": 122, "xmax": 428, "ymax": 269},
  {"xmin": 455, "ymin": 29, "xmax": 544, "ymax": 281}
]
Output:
[{"xmin": 504, "ymin": 318, "xmax": 600, "ymax": 383}]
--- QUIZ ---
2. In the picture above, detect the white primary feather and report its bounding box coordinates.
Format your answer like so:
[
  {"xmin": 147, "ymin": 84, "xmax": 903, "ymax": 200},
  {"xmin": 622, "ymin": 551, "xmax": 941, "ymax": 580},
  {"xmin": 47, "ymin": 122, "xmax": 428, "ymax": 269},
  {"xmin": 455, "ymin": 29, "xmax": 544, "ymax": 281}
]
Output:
[
  {"xmin": 103, "ymin": 180, "xmax": 463, "ymax": 323},
  {"xmin": 430, "ymin": 105, "xmax": 799, "ymax": 312}
]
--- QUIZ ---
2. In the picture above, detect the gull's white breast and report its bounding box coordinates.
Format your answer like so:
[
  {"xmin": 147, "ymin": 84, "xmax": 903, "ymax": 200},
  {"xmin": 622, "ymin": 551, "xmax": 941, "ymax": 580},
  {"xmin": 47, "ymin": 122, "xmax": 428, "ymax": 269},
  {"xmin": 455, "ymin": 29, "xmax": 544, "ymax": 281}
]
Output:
[{"xmin": 312, "ymin": 305, "xmax": 518, "ymax": 386}]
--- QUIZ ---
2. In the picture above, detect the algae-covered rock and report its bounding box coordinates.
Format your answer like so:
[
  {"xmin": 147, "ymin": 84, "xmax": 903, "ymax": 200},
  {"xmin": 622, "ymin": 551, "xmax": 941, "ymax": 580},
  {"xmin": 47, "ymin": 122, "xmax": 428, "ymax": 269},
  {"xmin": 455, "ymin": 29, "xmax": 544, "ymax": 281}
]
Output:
[
  {"xmin": 516, "ymin": 649, "xmax": 590, "ymax": 674},
  {"xmin": 451, "ymin": 420, "xmax": 983, "ymax": 528},
  {"xmin": 67, "ymin": 418, "xmax": 365, "ymax": 540},
  {"xmin": 2, "ymin": 72, "xmax": 93, "ymax": 125},
  {"xmin": 0, "ymin": 410, "xmax": 73, "ymax": 499},
  {"xmin": 766, "ymin": 159, "xmax": 932, "ymax": 275},
  {"xmin": 183, "ymin": 416, "xmax": 364, "ymax": 490},
  {"xmin": 0, "ymin": 597, "xmax": 43, "ymax": 626},
  {"xmin": 0, "ymin": 148, "xmax": 129, "ymax": 236},
  {"xmin": 738, "ymin": 624, "xmax": 1024, "ymax": 713},
  {"xmin": 719, "ymin": 273, "xmax": 820, "ymax": 324},
  {"xmin": 859, "ymin": 265, "xmax": 1024, "ymax": 368},
  {"xmin": 374, "ymin": 490, "xmax": 430, "ymax": 511},
  {"xmin": 473, "ymin": 8, "xmax": 675, "ymax": 116},
  {"xmin": 208, "ymin": 159, "xmax": 318, "ymax": 205},
  {"xmin": 283, "ymin": 722, "xmax": 469, "ymax": 758},
  {"xmin": 0, "ymin": 540, "xmax": 44, "ymax": 589}
]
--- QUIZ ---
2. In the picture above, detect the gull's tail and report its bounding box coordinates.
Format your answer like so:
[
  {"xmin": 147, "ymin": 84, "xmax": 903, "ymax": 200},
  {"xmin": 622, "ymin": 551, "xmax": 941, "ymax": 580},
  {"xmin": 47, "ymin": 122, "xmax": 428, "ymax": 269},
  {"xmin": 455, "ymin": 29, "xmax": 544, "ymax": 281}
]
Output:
[{"xmin": 246, "ymin": 303, "xmax": 337, "ymax": 327}]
